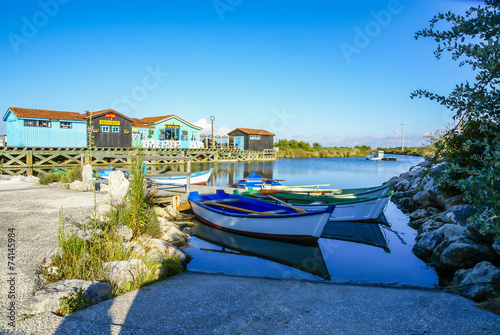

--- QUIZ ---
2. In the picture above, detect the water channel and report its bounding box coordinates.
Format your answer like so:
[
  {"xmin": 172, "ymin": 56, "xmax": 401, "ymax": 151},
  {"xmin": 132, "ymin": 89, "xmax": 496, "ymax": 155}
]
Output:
[{"xmin": 185, "ymin": 156, "xmax": 439, "ymax": 288}]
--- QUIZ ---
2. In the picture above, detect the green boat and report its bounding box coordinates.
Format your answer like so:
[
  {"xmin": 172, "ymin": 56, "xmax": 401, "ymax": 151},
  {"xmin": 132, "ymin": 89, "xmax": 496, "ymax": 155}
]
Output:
[
  {"xmin": 259, "ymin": 183, "xmax": 392, "ymax": 198},
  {"xmin": 234, "ymin": 188, "xmax": 393, "ymax": 222}
]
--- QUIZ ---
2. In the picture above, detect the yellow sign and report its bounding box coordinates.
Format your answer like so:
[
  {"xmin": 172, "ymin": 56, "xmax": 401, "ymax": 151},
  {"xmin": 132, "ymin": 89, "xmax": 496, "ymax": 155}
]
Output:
[{"xmin": 100, "ymin": 120, "xmax": 120, "ymax": 125}]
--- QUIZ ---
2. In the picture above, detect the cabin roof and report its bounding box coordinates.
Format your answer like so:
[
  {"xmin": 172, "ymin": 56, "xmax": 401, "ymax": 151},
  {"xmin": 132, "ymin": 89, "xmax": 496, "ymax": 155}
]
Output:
[
  {"xmin": 83, "ymin": 109, "xmax": 134, "ymax": 122},
  {"xmin": 141, "ymin": 115, "xmax": 202, "ymax": 130},
  {"xmin": 228, "ymin": 128, "xmax": 275, "ymax": 136},
  {"xmin": 130, "ymin": 118, "xmax": 154, "ymax": 128},
  {"xmin": 4, "ymin": 107, "xmax": 86, "ymax": 121}
]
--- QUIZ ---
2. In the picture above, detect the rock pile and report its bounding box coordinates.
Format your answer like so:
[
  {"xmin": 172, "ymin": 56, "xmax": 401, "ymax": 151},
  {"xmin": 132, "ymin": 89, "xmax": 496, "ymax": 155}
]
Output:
[{"xmin": 388, "ymin": 160, "xmax": 500, "ymax": 302}]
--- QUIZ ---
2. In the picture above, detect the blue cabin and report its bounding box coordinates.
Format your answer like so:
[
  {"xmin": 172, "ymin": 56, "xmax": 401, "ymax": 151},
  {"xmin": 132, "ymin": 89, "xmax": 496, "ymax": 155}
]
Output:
[
  {"xmin": 2, "ymin": 107, "xmax": 87, "ymax": 148},
  {"xmin": 140, "ymin": 115, "xmax": 204, "ymax": 149}
]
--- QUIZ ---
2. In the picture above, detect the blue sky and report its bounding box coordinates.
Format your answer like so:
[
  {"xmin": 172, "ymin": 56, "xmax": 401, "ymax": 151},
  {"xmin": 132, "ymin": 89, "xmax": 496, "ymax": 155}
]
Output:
[{"xmin": 0, "ymin": 0, "xmax": 482, "ymax": 147}]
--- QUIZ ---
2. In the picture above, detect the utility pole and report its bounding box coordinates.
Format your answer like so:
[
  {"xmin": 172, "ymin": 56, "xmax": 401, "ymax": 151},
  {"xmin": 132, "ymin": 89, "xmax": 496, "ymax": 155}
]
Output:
[{"xmin": 401, "ymin": 124, "xmax": 405, "ymax": 151}]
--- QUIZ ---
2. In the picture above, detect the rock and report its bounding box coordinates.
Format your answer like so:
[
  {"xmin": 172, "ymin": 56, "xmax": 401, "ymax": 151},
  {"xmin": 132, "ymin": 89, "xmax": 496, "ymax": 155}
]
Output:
[
  {"xmin": 430, "ymin": 162, "xmax": 447, "ymax": 175},
  {"xmin": 145, "ymin": 238, "xmax": 191, "ymax": 266},
  {"xmin": 42, "ymin": 247, "xmax": 63, "ymax": 267},
  {"xmin": 451, "ymin": 261, "xmax": 500, "ymax": 301},
  {"xmin": 97, "ymin": 204, "xmax": 112, "ymax": 217},
  {"xmin": 102, "ymin": 259, "xmax": 150, "ymax": 287},
  {"xmin": 46, "ymin": 267, "xmax": 59, "ymax": 276},
  {"xmin": 493, "ymin": 240, "xmax": 500, "ymax": 257},
  {"xmin": 71, "ymin": 228, "xmax": 103, "ymax": 242},
  {"xmin": 113, "ymin": 225, "xmax": 133, "ymax": 241},
  {"xmin": 157, "ymin": 217, "xmax": 176, "ymax": 227},
  {"xmin": 99, "ymin": 183, "xmax": 109, "ymax": 193},
  {"xmin": 23, "ymin": 279, "xmax": 112, "ymax": 313},
  {"xmin": 393, "ymin": 179, "xmax": 410, "ymax": 192},
  {"xmin": 25, "ymin": 175, "xmax": 39, "ymax": 183},
  {"xmin": 413, "ymin": 228, "xmax": 444, "ymax": 259},
  {"xmin": 69, "ymin": 180, "xmax": 85, "ymax": 192},
  {"xmin": 164, "ymin": 204, "xmax": 178, "ymax": 218},
  {"xmin": 154, "ymin": 206, "xmax": 172, "ymax": 219},
  {"xmin": 159, "ymin": 225, "xmax": 189, "ymax": 246},
  {"xmin": 82, "ymin": 164, "xmax": 94, "ymax": 191},
  {"xmin": 445, "ymin": 194, "xmax": 465, "ymax": 209},
  {"xmin": 418, "ymin": 219, "xmax": 446, "ymax": 235},
  {"xmin": 434, "ymin": 205, "xmax": 477, "ymax": 227},
  {"xmin": 408, "ymin": 165, "xmax": 426, "ymax": 178},
  {"xmin": 122, "ymin": 241, "xmax": 146, "ymax": 257},
  {"xmin": 105, "ymin": 171, "xmax": 129, "ymax": 205}
]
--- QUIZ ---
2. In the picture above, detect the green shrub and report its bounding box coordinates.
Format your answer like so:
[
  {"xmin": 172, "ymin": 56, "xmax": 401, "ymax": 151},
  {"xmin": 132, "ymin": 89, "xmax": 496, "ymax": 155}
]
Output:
[{"xmin": 58, "ymin": 287, "xmax": 96, "ymax": 316}]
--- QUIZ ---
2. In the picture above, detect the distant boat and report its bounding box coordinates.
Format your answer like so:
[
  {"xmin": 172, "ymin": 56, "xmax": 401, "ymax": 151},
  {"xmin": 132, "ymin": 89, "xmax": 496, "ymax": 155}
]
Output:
[
  {"xmin": 149, "ymin": 168, "xmax": 213, "ymax": 186},
  {"xmin": 235, "ymin": 171, "xmax": 284, "ymax": 190},
  {"xmin": 188, "ymin": 190, "xmax": 334, "ymax": 242},
  {"xmin": 366, "ymin": 150, "xmax": 397, "ymax": 161}
]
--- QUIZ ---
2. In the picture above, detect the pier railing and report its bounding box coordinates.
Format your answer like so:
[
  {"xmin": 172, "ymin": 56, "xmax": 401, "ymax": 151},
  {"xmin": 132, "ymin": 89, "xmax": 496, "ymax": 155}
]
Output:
[{"xmin": 0, "ymin": 147, "xmax": 276, "ymax": 175}]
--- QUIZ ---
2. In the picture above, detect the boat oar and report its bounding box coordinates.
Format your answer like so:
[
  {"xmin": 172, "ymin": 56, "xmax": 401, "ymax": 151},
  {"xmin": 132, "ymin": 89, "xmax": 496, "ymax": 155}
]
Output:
[
  {"xmin": 259, "ymin": 189, "xmax": 341, "ymax": 195},
  {"xmin": 266, "ymin": 195, "xmax": 307, "ymax": 213},
  {"xmin": 281, "ymin": 184, "xmax": 334, "ymax": 189},
  {"xmin": 202, "ymin": 201, "xmax": 275, "ymax": 215},
  {"xmin": 261, "ymin": 178, "xmax": 285, "ymax": 182}
]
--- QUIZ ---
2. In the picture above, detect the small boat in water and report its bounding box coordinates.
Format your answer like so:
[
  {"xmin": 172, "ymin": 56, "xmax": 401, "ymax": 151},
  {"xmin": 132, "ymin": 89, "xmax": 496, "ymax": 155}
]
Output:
[
  {"xmin": 260, "ymin": 183, "xmax": 392, "ymax": 198},
  {"xmin": 149, "ymin": 168, "xmax": 213, "ymax": 186},
  {"xmin": 236, "ymin": 189, "xmax": 392, "ymax": 222},
  {"xmin": 235, "ymin": 171, "xmax": 284, "ymax": 190},
  {"xmin": 366, "ymin": 150, "xmax": 397, "ymax": 161},
  {"xmin": 188, "ymin": 190, "xmax": 334, "ymax": 242}
]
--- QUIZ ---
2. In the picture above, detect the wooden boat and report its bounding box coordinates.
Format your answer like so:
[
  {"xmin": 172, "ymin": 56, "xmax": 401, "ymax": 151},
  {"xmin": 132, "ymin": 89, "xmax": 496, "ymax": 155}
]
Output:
[
  {"xmin": 149, "ymin": 168, "xmax": 213, "ymax": 185},
  {"xmin": 188, "ymin": 190, "xmax": 334, "ymax": 242},
  {"xmin": 235, "ymin": 189, "xmax": 392, "ymax": 222},
  {"xmin": 260, "ymin": 183, "xmax": 392, "ymax": 198},
  {"xmin": 191, "ymin": 221, "xmax": 331, "ymax": 280},
  {"xmin": 235, "ymin": 171, "xmax": 284, "ymax": 190}
]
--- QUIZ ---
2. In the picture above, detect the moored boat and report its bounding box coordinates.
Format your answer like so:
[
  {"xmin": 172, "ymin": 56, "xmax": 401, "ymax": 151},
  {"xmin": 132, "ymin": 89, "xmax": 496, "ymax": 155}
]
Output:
[
  {"xmin": 188, "ymin": 190, "xmax": 334, "ymax": 242},
  {"xmin": 260, "ymin": 183, "xmax": 392, "ymax": 198},
  {"xmin": 235, "ymin": 171, "xmax": 283, "ymax": 190},
  {"xmin": 149, "ymin": 168, "xmax": 213, "ymax": 185},
  {"xmin": 235, "ymin": 189, "xmax": 392, "ymax": 222}
]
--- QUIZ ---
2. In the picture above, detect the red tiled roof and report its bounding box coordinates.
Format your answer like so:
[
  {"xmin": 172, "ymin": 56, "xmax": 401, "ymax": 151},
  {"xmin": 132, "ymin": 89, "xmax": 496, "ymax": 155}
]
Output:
[
  {"xmin": 6, "ymin": 107, "xmax": 86, "ymax": 121},
  {"xmin": 82, "ymin": 109, "xmax": 134, "ymax": 122},
  {"xmin": 141, "ymin": 115, "xmax": 202, "ymax": 130},
  {"xmin": 228, "ymin": 128, "xmax": 275, "ymax": 136},
  {"xmin": 130, "ymin": 118, "xmax": 153, "ymax": 128}
]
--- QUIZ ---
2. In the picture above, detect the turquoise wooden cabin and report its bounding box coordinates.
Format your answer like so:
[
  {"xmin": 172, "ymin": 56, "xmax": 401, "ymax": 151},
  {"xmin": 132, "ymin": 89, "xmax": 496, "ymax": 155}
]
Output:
[
  {"xmin": 139, "ymin": 115, "xmax": 203, "ymax": 149},
  {"xmin": 2, "ymin": 107, "xmax": 87, "ymax": 148}
]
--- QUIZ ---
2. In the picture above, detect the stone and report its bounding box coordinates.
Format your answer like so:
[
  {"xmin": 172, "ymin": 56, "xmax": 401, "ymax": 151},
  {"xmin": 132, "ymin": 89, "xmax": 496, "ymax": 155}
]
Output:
[
  {"xmin": 113, "ymin": 225, "xmax": 133, "ymax": 241},
  {"xmin": 82, "ymin": 164, "xmax": 94, "ymax": 191},
  {"xmin": 157, "ymin": 217, "xmax": 176, "ymax": 227},
  {"xmin": 434, "ymin": 205, "xmax": 477, "ymax": 226},
  {"xmin": 23, "ymin": 279, "xmax": 112, "ymax": 313},
  {"xmin": 102, "ymin": 259, "xmax": 150, "ymax": 287},
  {"xmin": 42, "ymin": 247, "xmax": 63, "ymax": 267},
  {"xmin": 69, "ymin": 180, "xmax": 85, "ymax": 192},
  {"xmin": 451, "ymin": 261, "xmax": 500, "ymax": 301},
  {"xmin": 493, "ymin": 240, "xmax": 500, "ymax": 257},
  {"xmin": 154, "ymin": 206, "xmax": 172, "ymax": 219},
  {"xmin": 122, "ymin": 241, "xmax": 146, "ymax": 257},
  {"xmin": 25, "ymin": 175, "xmax": 39, "ymax": 183},
  {"xmin": 430, "ymin": 162, "xmax": 447, "ymax": 175},
  {"xmin": 105, "ymin": 171, "xmax": 129, "ymax": 205},
  {"xmin": 71, "ymin": 228, "xmax": 103, "ymax": 242},
  {"xmin": 418, "ymin": 219, "xmax": 446, "ymax": 235},
  {"xmin": 159, "ymin": 225, "xmax": 189, "ymax": 246},
  {"xmin": 145, "ymin": 238, "xmax": 191, "ymax": 265},
  {"xmin": 46, "ymin": 267, "xmax": 59, "ymax": 276},
  {"xmin": 445, "ymin": 194, "xmax": 465, "ymax": 210},
  {"xmin": 97, "ymin": 204, "xmax": 112, "ymax": 217},
  {"xmin": 393, "ymin": 179, "xmax": 410, "ymax": 192},
  {"xmin": 413, "ymin": 228, "xmax": 444, "ymax": 259}
]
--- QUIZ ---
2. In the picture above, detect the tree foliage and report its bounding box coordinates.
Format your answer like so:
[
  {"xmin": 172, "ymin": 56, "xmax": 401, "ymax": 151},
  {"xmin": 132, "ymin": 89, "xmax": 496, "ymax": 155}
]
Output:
[{"xmin": 412, "ymin": 0, "xmax": 500, "ymax": 236}]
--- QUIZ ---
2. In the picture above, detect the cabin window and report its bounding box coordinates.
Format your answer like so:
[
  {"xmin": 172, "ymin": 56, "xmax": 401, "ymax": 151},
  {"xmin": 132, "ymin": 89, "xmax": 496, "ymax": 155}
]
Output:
[
  {"xmin": 191, "ymin": 132, "xmax": 197, "ymax": 141},
  {"xmin": 60, "ymin": 122, "xmax": 72, "ymax": 129},
  {"xmin": 181, "ymin": 130, "xmax": 188, "ymax": 141},
  {"xmin": 101, "ymin": 126, "xmax": 110, "ymax": 132},
  {"xmin": 112, "ymin": 126, "xmax": 120, "ymax": 133},
  {"xmin": 250, "ymin": 135, "xmax": 261, "ymax": 140},
  {"xmin": 24, "ymin": 120, "xmax": 37, "ymax": 127},
  {"xmin": 38, "ymin": 120, "xmax": 51, "ymax": 128}
]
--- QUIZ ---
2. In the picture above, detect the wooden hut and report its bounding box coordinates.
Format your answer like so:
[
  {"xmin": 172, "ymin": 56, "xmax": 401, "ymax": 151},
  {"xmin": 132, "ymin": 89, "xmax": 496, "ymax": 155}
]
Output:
[
  {"xmin": 2, "ymin": 107, "xmax": 87, "ymax": 148},
  {"xmin": 227, "ymin": 128, "xmax": 275, "ymax": 151},
  {"xmin": 140, "ymin": 115, "xmax": 203, "ymax": 149},
  {"xmin": 84, "ymin": 109, "xmax": 132, "ymax": 148}
]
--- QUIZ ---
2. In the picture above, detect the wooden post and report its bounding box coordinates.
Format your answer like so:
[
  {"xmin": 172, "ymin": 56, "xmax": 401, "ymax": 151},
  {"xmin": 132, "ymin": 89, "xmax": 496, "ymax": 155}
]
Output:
[
  {"xmin": 26, "ymin": 150, "xmax": 33, "ymax": 176},
  {"xmin": 186, "ymin": 159, "xmax": 191, "ymax": 194},
  {"xmin": 81, "ymin": 154, "xmax": 85, "ymax": 167}
]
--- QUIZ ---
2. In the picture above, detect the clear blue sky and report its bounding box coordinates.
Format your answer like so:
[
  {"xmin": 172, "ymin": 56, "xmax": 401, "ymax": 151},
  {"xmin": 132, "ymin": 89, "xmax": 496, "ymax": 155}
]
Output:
[{"xmin": 0, "ymin": 0, "xmax": 482, "ymax": 147}]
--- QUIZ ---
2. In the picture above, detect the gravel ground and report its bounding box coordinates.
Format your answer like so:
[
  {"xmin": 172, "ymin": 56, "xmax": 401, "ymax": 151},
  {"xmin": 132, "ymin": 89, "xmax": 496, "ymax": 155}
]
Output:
[{"xmin": 1, "ymin": 177, "xmax": 499, "ymax": 334}]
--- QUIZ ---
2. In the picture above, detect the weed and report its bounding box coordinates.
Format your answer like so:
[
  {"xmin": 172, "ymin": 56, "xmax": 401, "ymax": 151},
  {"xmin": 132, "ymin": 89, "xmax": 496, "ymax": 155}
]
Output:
[{"xmin": 58, "ymin": 287, "xmax": 96, "ymax": 316}]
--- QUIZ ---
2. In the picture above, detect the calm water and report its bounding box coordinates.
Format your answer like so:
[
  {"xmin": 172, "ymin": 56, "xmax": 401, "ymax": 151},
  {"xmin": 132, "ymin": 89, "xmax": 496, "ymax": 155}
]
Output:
[{"xmin": 185, "ymin": 156, "xmax": 439, "ymax": 287}]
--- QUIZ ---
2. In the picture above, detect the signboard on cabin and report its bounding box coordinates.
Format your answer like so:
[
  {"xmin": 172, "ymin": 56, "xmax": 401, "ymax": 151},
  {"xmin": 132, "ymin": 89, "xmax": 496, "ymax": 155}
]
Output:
[{"xmin": 100, "ymin": 120, "xmax": 120, "ymax": 125}]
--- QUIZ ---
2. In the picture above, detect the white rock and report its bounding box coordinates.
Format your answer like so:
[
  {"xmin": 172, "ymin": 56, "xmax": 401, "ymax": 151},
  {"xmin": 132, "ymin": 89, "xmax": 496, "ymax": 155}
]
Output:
[
  {"xmin": 82, "ymin": 164, "xmax": 94, "ymax": 191},
  {"xmin": 102, "ymin": 259, "xmax": 150, "ymax": 287},
  {"xmin": 113, "ymin": 225, "xmax": 133, "ymax": 241},
  {"xmin": 69, "ymin": 180, "xmax": 85, "ymax": 192},
  {"xmin": 159, "ymin": 226, "xmax": 189, "ymax": 245},
  {"xmin": 105, "ymin": 171, "xmax": 129, "ymax": 205}
]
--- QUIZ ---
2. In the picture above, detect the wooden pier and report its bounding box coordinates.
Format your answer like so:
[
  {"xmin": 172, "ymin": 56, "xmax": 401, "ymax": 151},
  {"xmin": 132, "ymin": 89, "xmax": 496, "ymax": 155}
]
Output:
[{"xmin": 0, "ymin": 147, "xmax": 276, "ymax": 175}]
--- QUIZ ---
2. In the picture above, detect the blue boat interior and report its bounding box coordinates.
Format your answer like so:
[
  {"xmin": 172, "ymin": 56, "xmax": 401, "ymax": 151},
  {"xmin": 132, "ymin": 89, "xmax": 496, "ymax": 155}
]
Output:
[{"xmin": 235, "ymin": 171, "xmax": 282, "ymax": 188}]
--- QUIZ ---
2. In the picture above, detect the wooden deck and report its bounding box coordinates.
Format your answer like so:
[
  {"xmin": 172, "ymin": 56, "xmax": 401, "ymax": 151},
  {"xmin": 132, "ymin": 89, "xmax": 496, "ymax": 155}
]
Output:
[{"xmin": 0, "ymin": 147, "xmax": 276, "ymax": 175}]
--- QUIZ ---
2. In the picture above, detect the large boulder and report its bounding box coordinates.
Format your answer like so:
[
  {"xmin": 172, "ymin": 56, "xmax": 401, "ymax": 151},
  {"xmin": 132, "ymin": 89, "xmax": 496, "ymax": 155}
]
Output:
[
  {"xmin": 413, "ymin": 228, "xmax": 444, "ymax": 259},
  {"xmin": 69, "ymin": 180, "xmax": 85, "ymax": 192},
  {"xmin": 23, "ymin": 279, "xmax": 111, "ymax": 313},
  {"xmin": 158, "ymin": 225, "xmax": 189, "ymax": 246},
  {"xmin": 82, "ymin": 164, "xmax": 94, "ymax": 191},
  {"xmin": 102, "ymin": 259, "xmax": 150, "ymax": 287},
  {"xmin": 434, "ymin": 204, "xmax": 477, "ymax": 227},
  {"xmin": 104, "ymin": 171, "xmax": 129, "ymax": 205},
  {"xmin": 144, "ymin": 238, "xmax": 191, "ymax": 266},
  {"xmin": 417, "ymin": 219, "xmax": 446, "ymax": 235},
  {"xmin": 451, "ymin": 261, "xmax": 500, "ymax": 301}
]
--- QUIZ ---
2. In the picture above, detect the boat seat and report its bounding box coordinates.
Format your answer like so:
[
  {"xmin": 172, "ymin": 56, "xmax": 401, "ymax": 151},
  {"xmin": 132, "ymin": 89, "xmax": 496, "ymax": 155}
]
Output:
[
  {"xmin": 207, "ymin": 198, "xmax": 243, "ymax": 204},
  {"xmin": 310, "ymin": 201, "xmax": 325, "ymax": 205}
]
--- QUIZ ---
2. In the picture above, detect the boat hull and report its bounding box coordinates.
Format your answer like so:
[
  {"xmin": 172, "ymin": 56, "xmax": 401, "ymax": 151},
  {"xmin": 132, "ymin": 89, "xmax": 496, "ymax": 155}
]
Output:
[
  {"xmin": 149, "ymin": 169, "xmax": 213, "ymax": 186},
  {"xmin": 261, "ymin": 184, "xmax": 392, "ymax": 198}
]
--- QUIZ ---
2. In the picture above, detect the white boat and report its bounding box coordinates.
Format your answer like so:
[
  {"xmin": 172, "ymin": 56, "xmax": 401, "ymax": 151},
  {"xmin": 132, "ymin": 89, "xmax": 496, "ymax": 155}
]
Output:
[
  {"xmin": 188, "ymin": 190, "xmax": 334, "ymax": 242},
  {"xmin": 149, "ymin": 168, "xmax": 213, "ymax": 185},
  {"xmin": 366, "ymin": 150, "xmax": 397, "ymax": 161}
]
